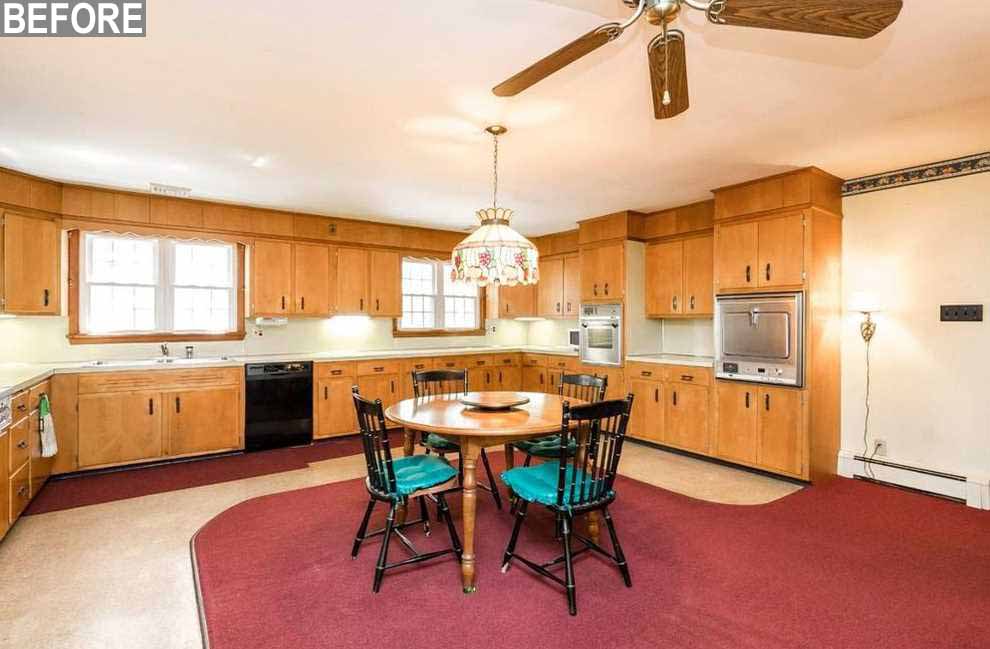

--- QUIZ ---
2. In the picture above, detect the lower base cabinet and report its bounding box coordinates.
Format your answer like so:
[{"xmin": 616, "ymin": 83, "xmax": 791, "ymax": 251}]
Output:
[
  {"xmin": 316, "ymin": 376, "xmax": 357, "ymax": 438},
  {"xmin": 165, "ymin": 387, "xmax": 242, "ymax": 457},
  {"xmin": 1, "ymin": 431, "xmax": 10, "ymax": 536},
  {"xmin": 627, "ymin": 378, "xmax": 663, "ymax": 443},
  {"xmin": 665, "ymin": 383, "xmax": 710, "ymax": 454},
  {"xmin": 78, "ymin": 391, "xmax": 163, "ymax": 468},
  {"xmin": 521, "ymin": 366, "xmax": 547, "ymax": 393},
  {"xmin": 715, "ymin": 381, "xmax": 805, "ymax": 478}
]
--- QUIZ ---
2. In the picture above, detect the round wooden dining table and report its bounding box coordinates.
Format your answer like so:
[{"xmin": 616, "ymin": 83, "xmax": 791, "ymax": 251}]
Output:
[{"xmin": 384, "ymin": 391, "xmax": 590, "ymax": 593}]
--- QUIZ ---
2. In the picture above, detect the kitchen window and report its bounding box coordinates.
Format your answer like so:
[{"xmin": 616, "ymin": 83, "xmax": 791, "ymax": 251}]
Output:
[
  {"xmin": 69, "ymin": 231, "xmax": 245, "ymax": 343},
  {"xmin": 396, "ymin": 258, "xmax": 483, "ymax": 335}
]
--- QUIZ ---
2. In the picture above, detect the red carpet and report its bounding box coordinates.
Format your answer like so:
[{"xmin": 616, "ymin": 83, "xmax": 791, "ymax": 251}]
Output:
[
  {"xmin": 192, "ymin": 459, "xmax": 990, "ymax": 649},
  {"xmin": 26, "ymin": 434, "xmax": 386, "ymax": 515}
]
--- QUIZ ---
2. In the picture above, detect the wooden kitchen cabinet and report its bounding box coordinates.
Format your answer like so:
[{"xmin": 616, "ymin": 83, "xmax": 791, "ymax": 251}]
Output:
[
  {"xmin": 78, "ymin": 391, "xmax": 163, "ymax": 468},
  {"xmin": 1, "ymin": 429, "xmax": 9, "ymax": 536},
  {"xmin": 537, "ymin": 257, "xmax": 564, "ymax": 317},
  {"xmin": 165, "ymin": 387, "xmax": 242, "ymax": 456},
  {"xmin": 580, "ymin": 242, "xmax": 624, "ymax": 301},
  {"xmin": 293, "ymin": 243, "xmax": 332, "ymax": 316},
  {"xmin": 715, "ymin": 212, "xmax": 804, "ymax": 292},
  {"xmin": 316, "ymin": 376, "xmax": 357, "ymax": 438},
  {"xmin": 490, "ymin": 283, "xmax": 536, "ymax": 318},
  {"xmin": 645, "ymin": 241, "xmax": 683, "ymax": 316},
  {"xmin": 369, "ymin": 250, "xmax": 401, "ymax": 317},
  {"xmin": 682, "ymin": 236, "xmax": 714, "ymax": 316},
  {"xmin": 757, "ymin": 212, "xmax": 804, "ymax": 288},
  {"xmin": 8, "ymin": 414, "xmax": 29, "ymax": 472},
  {"xmin": 252, "ymin": 240, "xmax": 293, "ymax": 315},
  {"xmin": 715, "ymin": 382, "xmax": 758, "ymax": 464},
  {"xmin": 627, "ymin": 378, "xmax": 663, "ymax": 443},
  {"xmin": 522, "ymin": 366, "xmax": 547, "ymax": 392},
  {"xmin": 337, "ymin": 248, "xmax": 370, "ymax": 314},
  {"xmin": 495, "ymin": 364, "xmax": 522, "ymax": 391},
  {"xmin": 400, "ymin": 358, "xmax": 434, "ymax": 399},
  {"xmin": 2, "ymin": 212, "xmax": 60, "ymax": 315},
  {"xmin": 757, "ymin": 386, "xmax": 804, "ymax": 476},
  {"xmin": 562, "ymin": 254, "xmax": 580, "ymax": 317},
  {"xmin": 664, "ymin": 383, "xmax": 710, "ymax": 453}
]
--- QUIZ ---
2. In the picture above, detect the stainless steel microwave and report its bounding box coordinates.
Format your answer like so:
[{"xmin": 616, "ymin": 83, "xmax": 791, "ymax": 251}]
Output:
[{"xmin": 715, "ymin": 292, "xmax": 804, "ymax": 387}]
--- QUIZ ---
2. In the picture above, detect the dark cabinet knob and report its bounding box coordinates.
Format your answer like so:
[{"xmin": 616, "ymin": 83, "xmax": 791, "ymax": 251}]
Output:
[{"xmin": 745, "ymin": 265, "xmax": 752, "ymax": 283}]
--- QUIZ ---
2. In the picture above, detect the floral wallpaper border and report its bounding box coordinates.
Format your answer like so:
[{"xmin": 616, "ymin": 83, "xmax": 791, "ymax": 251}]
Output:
[{"xmin": 842, "ymin": 152, "xmax": 990, "ymax": 197}]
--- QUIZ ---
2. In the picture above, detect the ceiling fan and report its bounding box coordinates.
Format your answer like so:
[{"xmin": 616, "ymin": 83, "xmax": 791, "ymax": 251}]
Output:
[{"xmin": 492, "ymin": 0, "xmax": 904, "ymax": 119}]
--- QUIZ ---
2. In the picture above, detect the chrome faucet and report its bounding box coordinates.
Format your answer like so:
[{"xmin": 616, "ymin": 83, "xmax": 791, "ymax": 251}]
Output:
[{"xmin": 160, "ymin": 343, "xmax": 170, "ymax": 358}]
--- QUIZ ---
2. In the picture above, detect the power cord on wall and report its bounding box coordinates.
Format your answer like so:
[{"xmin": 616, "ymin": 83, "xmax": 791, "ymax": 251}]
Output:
[{"xmin": 861, "ymin": 334, "xmax": 877, "ymax": 480}]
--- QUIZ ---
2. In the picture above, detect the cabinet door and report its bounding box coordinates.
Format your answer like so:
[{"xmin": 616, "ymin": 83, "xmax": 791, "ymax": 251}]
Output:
[
  {"xmin": 683, "ymin": 235, "xmax": 714, "ymax": 316},
  {"xmin": 496, "ymin": 365, "xmax": 522, "ymax": 391},
  {"xmin": 757, "ymin": 386, "xmax": 803, "ymax": 475},
  {"xmin": 317, "ymin": 377, "xmax": 358, "ymax": 438},
  {"xmin": 627, "ymin": 379, "xmax": 663, "ymax": 442},
  {"xmin": 562, "ymin": 254, "xmax": 581, "ymax": 317},
  {"xmin": 357, "ymin": 374, "xmax": 400, "ymax": 409},
  {"xmin": 400, "ymin": 359, "xmax": 433, "ymax": 400},
  {"xmin": 645, "ymin": 241, "xmax": 683, "ymax": 316},
  {"xmin": 579, "ymin": 247, "xmax": 599, "ymax": 301},
  {"xmin": 293, "ymin": 244, "xmax": 331, "ymax": 316},
  {"xmin": 337, "ymin": 248, "xmax": 370, "ymax": 314},
  {"xmin": 166, "ymin": 387, "xmax": 242, "ymax": 456},
  {"xmin": 1, "ymin": 428, "xmax": 8, "ymax": 536},
  {"xmin": 715, "ymin": 221, "xmax": 758, "ymax": 292},
  {"xmin": 253, "ymin": 240, "xmax": 292, "ymax": 315},
  {"xmin": 597, "ymin": 242, "xmax": 624, "ymax": 299},
  {"xmin": 537, "ymin": 257, "xmax": 564, "ymax": 317},
  {"xmin": 757, "ymin": 213, "xmax": 804, "ymax": 288},
  {"xmin": 664, "ymin": 383, "xmax": 710, "ymax": 453},
  {"xmin": 369, "ymin": 250, "xmax": 401, "ymax": 316},
  {"xmin": 499, "ymin": 284, "xmax": 536, "ymax": 318},
  {"xmin": 78, "ymin": 392, "xmax": 163, "ymax": 468},
  {"xmin": 521, "ymin": 366, "xmax": 547, "ymax": 393},
  {"xmin": 715, "ymin": 382, "xmax": 758, "ymax": 464},
  {"xmin": 3, "ymin": 213, "xmax": 59, "ymax": 314}
]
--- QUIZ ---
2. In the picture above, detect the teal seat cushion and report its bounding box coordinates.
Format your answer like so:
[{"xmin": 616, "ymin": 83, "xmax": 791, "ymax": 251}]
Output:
[
  {"xmin": 424, "ymin": 432, "xmax": 460, "ymax": 452},
  {"xmin": 391, "ymin": 455, "xmax": 458, "ymax": 497},
  {"xmin": 501, "ymin": 461, "xmax": 612, "ymax": 509},
  {"xmin": 515, "ymin": 435, "xmax": 577, "ymax": 459}
]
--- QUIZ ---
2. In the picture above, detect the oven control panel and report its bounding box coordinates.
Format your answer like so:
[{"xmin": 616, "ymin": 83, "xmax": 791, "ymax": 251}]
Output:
[{"xmin": 717, "ymin": 361, "xmax": 798, "ymax": 386}]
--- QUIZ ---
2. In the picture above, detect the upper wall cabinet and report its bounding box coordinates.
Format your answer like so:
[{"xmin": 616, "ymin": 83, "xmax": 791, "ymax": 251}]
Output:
[
  {"xmin": 537, "ymin": 253, "xmax": 581, "ymax": 318},
  {"xmin": 335, "ymin": 248, "xmax": 401, "ymax": 317},
  {"xmin": 337, "ymin": 248, "xmax": 370, "ymax": 314},
  {"xmin": 715, "ymin": 212, "xmax": 805, "ymax": 292},
  {"xmin": 369, "ymin": 250, "xmax": 401, "ymax": 317},
  {"xmin": 252, "ymin": 241, "xmax": 334, "ymax": 317},
  {"xmin": 0, "ymin": 170, "xmax": 61, "ymax": 213},
  {"xmin": 580, "ymin": 242, "xmax": 624, "ymax": 301},
  {"xmin": 489, "ymin": 283, "xmax": 536, "ymax": 319},
  {"xmin": 645, "ymin": 235, "xmax": 713, "ymax": 318},
  {"xmin": 2, "ymin": 212, "xmax": 60, "ymax": 315},
  {"xmin": 713, "ymin": 167, "xmax": 842, "ymax": 222}
]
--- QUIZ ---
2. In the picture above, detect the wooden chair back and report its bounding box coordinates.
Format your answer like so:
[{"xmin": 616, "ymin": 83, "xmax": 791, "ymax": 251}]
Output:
[
  {"xmin": 559, "ymin": 373, "xmax": 608, "ymax": 403},
  {"xmin": 351, "ymin": 386, "xmax": 397, "ymax": 496},
  {"xmin": 556, "ymin": 395, "xmax": 634, "ymax": 510},
  {"xmin": 412, "ymin": 369, "xmax": 469, "ymax": 399}
]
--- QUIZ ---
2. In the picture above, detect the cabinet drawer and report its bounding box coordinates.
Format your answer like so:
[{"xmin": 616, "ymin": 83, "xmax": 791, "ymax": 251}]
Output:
[
  {"xmin": 664, "ymin": 365, "xmax": 712, "ymax": 386},
  {"xmin": 356, "ymin": 359, "xmax": 401, "ymax": 376},
  {"xmin": 464, "ymin": 355, "xmax": 491, "ymax": 368},
  {"xmin": 9, "ymin": 462, "xmax": 30, "ymax": 524},
  {"xmin": 403, "ymin": 358, "xmax": 434, "ymax": 373},
  {"xmin": 10, "ymin": 391, "xmax": 29, "ymax": 422},
  {"xmin": 78, "ymin": 368, "xmax": 241, "ymax": 394},
  {"xmin": 315, "ymin": 361, "xmax": 357, "ymax": 378},
  {"xmin": 29, "ymin": 380, "xmax": 50, "ymax": 412},
  {"xmin": 521, "ymin": 354, "xmax": 546, "ymax": 368},
  {"xmin": 625, "ymin": 363, "xmax": 661, "ymax": 381},
  {"xmin": 435, "ymin": 356, "xmax": 465, "ymax": 371},
  {"xmin": 492, "ymin": 354, "xmax": 519, "ymax": 367},
  {"xmin": 547, "ymin": 356, "xmax": 578, "ymax": 371},
  {"xmin": 9, "ymin": 417, "xmax": 30, "ymax": 472}
]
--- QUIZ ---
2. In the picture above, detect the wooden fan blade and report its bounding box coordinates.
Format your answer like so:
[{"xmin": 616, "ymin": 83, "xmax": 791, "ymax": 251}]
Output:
[
  {"xmin": 493, "ymin": 24, "xmax": 622, "ymax": 97},
  {"xmin": 649, "ymin": 32, "xmax": 688, "ymax": 120},
  {"xmin": 713, "ymin": 0, "xmax": 903, "ymax": 39}
]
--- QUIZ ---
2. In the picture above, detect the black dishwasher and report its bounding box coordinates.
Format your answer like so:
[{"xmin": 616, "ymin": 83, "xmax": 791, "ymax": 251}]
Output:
[{"xmin": 245, "ymin": 362, "xmax": 313, "ymax": 452}]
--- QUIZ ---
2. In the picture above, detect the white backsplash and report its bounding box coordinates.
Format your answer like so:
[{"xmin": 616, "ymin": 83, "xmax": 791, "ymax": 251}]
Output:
[
  {"xmin": 661, "ymin": 318, "xmax": 715, "ymax": 357},
  {"xmin": 526, "ymin": 319, "xmax": 578, "ymax": 348},
  {"xmin": 0, "ymin": 316, "xmax": 529, "ymax": 364}
]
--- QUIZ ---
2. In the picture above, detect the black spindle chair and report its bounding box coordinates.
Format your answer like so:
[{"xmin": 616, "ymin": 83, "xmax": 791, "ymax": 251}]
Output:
[
  {"xmin": 350, "ymin": 387, "xmax": 463, "ymax": 593},
  {"xmin": 500, "ymin": 395, "xmax": 634, "ymax": 615},
  {"xmin": 413, "ymin": 369, "xmax": 503, "ymax": 510}
]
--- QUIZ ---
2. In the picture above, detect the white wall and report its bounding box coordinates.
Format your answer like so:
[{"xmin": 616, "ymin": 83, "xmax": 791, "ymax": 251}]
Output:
[{"xmin": 841, "ymin": 173, "xmax": 990, "ymax": 485}]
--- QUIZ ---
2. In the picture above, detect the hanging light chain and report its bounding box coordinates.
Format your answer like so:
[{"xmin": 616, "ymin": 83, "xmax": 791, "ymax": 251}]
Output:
[{"xmin": 492, "ymin": 129, "xmax": 499, "ymax": 209}]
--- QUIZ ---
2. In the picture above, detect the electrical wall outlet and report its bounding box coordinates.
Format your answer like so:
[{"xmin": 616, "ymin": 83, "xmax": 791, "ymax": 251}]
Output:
[
  {"xmin": 873, "ymin": 439, "xmax": 887, "ymax": 458},
  {"xmin": 940, "ymin": 304, "xmax": 983, "ymax": 322}
]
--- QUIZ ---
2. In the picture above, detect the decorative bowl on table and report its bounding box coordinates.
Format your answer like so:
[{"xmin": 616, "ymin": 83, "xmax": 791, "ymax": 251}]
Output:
[{"xmin": 458, "ymin": 392, "xmax": 530, "ymax": 411}]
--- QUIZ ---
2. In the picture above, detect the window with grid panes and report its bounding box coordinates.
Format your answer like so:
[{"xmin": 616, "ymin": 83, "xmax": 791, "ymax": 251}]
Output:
[{"xmin": 398, "ymin": 258, "xmax": 479, "ymax": 332}]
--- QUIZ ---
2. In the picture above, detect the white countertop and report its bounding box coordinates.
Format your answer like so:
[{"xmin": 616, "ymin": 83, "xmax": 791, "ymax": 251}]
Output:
[
  {"xmin": 625, "ymin": 353, "xmax": 715, "ymax": 368},
  {"xmin": 0, "ymin": 345, "xmax": 581, "ymax": 398}
]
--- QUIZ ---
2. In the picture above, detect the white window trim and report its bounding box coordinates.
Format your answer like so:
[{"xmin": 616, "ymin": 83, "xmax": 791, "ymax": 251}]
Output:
[
  {"xmin": 398, "ymin": 257, "xmax": 481, "ymax": 333},
  {"xmin": 79, "ymin": 232, "xmax": 238, "ymax": 336}
]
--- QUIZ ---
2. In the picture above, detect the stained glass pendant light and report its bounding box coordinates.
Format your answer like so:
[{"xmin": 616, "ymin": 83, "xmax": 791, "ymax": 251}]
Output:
[{"xmin": 450, "ymin": 125, "xmax": 539, "ymax": 287}]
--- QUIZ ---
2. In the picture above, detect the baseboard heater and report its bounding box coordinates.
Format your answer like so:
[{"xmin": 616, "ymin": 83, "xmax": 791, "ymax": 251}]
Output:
[{"xmin": 852, "ymin": 455, "xmax": 967, "ymax": 504}]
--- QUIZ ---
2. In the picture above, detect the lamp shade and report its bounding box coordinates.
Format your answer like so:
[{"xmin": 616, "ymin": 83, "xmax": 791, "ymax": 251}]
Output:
[
  {"xmin": 848, "ymin": 291, "xmax": 884, "ymax": 314},
  {"xmin": 450, "ymin": 208, "xmax": 539, "ymax": 287}
]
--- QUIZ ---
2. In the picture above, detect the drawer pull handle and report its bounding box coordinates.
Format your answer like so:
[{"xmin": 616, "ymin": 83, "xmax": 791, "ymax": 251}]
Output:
[
  {"xmin": 360, "ymin": 298, "xmax": 364, "ymax": 311},
  {"xmin": 672, "ymin": 296, "xmax": 678, "ymax": 311},
  {"xmin": 17, "ymin": 486, "xmax": 29, "ymax": 498},
  {"xmin": 766, "ymin": 263, "xmax": 771, "ymax": 282},
  {"xmin": 690, "ymin": 296, "xmax": 695, "ymax": 311},
  {"xmin": 765, "ymin": 394, "xmax": 771, "ymax": 411},
  {"xmin": 681, "ymin": 375, "xmax": 694, "ymax": 382},
  {"xmin": 281, "ymin": 296, "xmax": 286, "ymax": 311},
  {"xmin": 43, "ymin": 288, "xmax": 50, "ymax": 307},
  {"xmin": 745, "ymin": 265, "xmax": 752, "ymax": 283},
  {"xmin": 566, "ymin": 302, "xmax": 572, "ymax": 312},
  {"xmin": 324, "ymin": 386, "xmax": 329, "ymax": 400},
  {"xmin": 390, "ymin": 380, "xmax": 395, "ymax": 394},
  {"xmin": 593, "ymin": 284, "xmax": 598, "ymax": 296},
  {"xmin": 641, "ymin": 371, "xmax": 652, "ymax": 377},
  {"xmin": 17, "ymin": 404, "xmax": 26, "ymax": 412},
  {"xmin": 745, "ymin": 392, "xmax": 751, "ymax": 408},
  {"xmin": 175, "ymin": 397, "xmax": 181, "ymax": 413},
  {"xmin": 654, "ymin": 388, "xmax": 659, "ymax": 403},
  {"xmin": 149, "ymin": 399, "xmax": 154, "ymax": 416},
  {"xmin": 604, "ymin": 283, "xmax": 609, "ymax": 295},
  {"xmin": 17, "ymin": 440, "xmax": 28, "ymax": 449},
  {"xmin": 375, "ymin": 298, "xmax": 380, "ymax": 312},
  {"xmin": 331, "ymin": 370, "xmax": 343, "ymax": 376},
  {"xmin": 672, "ymin": 391, "xmax": 678, "ymax": 406},
  {"xmin": 556, "ymin": 302, "xmax": 561, "ymax": 313},
  {"xmin": 301, "ymin": 296, "xmax": 305, "ymax": 311},
  {"xmin": 374, "ymin": 367, "xmax": 384, "ymax": 372}
]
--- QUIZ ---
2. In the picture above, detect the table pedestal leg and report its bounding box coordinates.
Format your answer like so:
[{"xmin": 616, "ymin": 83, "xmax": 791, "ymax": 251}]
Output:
[
  {"xmin": 586, "ymin": 511, "xmax": 601, "ymax": 544},
  {"xmin": 573, "ymin": 429, "xmax": 601, "ymax": 545},
  {"xmin": 397, "ymin": 427, "xmax": 415, "ymax": 526},
  {"xmin": 504, "ymin": 443, "xmax": 515, "ymax": 470},
  {"xmin": 460, "ymin": 437, "xmax": 480, "ymax": 593}
]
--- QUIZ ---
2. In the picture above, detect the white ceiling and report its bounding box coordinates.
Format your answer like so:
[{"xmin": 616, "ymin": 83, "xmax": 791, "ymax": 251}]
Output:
[{"xmin": 0, "ymin": 0, "xmax": 988, "ymax": 236}]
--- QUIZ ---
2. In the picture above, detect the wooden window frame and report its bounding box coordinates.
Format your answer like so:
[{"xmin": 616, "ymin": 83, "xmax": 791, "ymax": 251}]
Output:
[
  {"xmin": 392, "ymin": 256, "xmax": 487, "ymax": 338},
  {"xmin": 67, "ymin": 229, "xmax": 247, "ymax": 344}
]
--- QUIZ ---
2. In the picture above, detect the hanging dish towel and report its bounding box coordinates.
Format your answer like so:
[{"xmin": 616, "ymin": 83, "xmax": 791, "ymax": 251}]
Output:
[{"xmin": 39, "ymin": 393, "xmax": 58, "ymax": 458}]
